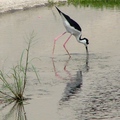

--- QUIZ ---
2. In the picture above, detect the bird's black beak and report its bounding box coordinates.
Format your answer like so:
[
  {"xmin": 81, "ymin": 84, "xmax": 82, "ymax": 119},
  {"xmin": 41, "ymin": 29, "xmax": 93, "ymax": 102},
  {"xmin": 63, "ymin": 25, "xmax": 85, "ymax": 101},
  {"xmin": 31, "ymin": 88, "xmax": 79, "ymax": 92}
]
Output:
[{"xmin": 85, "ymin": 46, "xmax": 89, "ymax": 54}]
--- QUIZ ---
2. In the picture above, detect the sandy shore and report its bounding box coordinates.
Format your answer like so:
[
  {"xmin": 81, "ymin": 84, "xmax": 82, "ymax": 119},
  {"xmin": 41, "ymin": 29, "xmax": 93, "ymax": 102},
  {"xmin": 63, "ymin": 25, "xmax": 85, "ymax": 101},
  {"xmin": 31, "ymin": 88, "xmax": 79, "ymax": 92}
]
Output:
[{"xmin": 0, "ymin": 0, "xmax": 67, "ymax": 13}]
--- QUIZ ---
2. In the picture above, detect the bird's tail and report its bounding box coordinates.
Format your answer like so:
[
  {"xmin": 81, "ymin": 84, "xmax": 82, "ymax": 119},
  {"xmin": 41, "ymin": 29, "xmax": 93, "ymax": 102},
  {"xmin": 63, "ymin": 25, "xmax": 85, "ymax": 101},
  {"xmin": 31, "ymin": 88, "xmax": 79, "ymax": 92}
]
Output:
[{"xmin": 55, "ymin": 6, "xmax": 62, "ymax": 15}]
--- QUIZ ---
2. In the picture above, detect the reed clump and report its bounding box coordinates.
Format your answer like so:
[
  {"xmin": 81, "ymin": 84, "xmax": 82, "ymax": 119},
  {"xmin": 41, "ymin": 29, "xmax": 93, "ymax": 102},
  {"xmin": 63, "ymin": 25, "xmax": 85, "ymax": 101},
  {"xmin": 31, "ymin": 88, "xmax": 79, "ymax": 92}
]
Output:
[{"xmin": 0, "ymin": 31, "xmax": 39, "ymax": 102}]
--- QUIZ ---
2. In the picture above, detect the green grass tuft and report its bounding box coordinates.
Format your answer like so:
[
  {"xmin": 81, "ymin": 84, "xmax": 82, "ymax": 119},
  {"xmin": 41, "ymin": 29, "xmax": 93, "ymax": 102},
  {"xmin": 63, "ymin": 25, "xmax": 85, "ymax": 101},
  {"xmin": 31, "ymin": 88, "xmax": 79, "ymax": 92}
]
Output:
[
  {"xmin": 68, "ymin": 0, "xmax": 120, "ymax": 8},
  {"xmin": 0, "ymin": 31, "xmax": 40, "ymax": 102}
]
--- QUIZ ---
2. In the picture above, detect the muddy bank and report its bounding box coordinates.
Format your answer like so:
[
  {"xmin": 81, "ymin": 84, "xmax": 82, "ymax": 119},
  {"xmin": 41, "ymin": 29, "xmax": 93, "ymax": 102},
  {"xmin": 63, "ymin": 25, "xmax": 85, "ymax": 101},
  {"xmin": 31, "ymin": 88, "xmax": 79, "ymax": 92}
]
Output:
[{"xmin": 0, "ymin": 0, "xmax": 66, "ymax": 13}]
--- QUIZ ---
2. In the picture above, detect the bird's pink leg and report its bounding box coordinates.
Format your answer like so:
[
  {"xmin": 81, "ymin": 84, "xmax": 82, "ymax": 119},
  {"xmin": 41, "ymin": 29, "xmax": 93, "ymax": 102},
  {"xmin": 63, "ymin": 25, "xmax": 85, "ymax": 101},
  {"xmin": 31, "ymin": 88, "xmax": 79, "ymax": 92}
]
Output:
[
  {"xmin": 63, "ymin": 34, "xmax": 72, "ymax": 58},
  {"xmin": 52, "ymin": 32, "xmax": 66, "ymax": 56}
]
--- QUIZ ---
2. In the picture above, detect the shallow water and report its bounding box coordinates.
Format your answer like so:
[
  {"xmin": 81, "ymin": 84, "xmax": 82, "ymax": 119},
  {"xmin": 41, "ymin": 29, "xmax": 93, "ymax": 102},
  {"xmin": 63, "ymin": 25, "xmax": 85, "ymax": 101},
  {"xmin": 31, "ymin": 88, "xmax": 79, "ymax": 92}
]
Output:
[{"xmin": 0, "ymin": 5, "xmax": 120, "ymax": 120}]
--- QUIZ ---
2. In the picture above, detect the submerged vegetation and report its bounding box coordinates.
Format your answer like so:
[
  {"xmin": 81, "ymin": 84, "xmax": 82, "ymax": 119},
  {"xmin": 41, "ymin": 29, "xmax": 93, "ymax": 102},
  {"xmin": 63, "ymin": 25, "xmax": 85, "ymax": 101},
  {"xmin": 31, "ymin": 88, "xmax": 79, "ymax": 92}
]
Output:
[
  {"xmin": 0, "ymin": 31, "xmax": 40, "ymax": 102},
  {"xmin": 67, "ymin": 0, "xmax": 120, "ymax": 8}
]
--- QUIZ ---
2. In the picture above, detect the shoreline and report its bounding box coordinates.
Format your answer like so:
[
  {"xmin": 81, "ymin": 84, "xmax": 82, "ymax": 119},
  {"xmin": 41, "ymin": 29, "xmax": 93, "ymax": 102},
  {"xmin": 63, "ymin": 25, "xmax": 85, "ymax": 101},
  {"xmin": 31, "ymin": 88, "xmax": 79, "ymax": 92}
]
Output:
[{"xmin": 0, "ymin": 0, "xmax": 67, "ymax": 14}]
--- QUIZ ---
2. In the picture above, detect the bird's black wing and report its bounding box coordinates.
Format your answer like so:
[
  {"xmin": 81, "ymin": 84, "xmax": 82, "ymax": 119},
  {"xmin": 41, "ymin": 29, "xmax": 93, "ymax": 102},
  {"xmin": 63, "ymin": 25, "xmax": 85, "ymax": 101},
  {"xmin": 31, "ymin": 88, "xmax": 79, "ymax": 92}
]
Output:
[
  {"xmin": 63, "ymin": 13, "xmax": 82, "ymax": 32},
  {"xmin": 55, "ymin": 6, "xmax": 82, "ymax": 32}
]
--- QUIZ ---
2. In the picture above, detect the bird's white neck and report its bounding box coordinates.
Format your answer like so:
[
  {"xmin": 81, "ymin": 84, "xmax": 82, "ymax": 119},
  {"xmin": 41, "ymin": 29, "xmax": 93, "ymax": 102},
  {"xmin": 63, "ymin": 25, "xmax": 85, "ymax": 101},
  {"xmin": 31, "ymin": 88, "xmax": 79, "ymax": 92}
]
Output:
[
  {"xmin": 76, "ymin": 35, "xmax": 87, "ymax": 45},
  {"xmin": 76, "ymin": 35, "xmax": 81, "ymax": 42}
]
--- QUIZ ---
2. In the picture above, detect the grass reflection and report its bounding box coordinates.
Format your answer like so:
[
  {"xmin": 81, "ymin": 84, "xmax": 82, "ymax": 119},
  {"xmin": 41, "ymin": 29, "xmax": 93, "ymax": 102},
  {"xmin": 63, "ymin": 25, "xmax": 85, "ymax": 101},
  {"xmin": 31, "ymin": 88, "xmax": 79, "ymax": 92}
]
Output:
[
  {"xmin": 0, "ymin": 101, "xmax": 27, "ymax": 120},
  {"xmin": 67, "ymin": 0, "xmax": 120, "ymax": 9}
]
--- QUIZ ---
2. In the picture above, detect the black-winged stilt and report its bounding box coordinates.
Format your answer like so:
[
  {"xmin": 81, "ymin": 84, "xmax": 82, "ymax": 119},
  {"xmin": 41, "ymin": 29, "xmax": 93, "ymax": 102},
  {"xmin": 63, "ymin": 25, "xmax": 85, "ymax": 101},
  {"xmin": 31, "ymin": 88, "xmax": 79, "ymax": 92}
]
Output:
[{"xmin": 52, "ymin": 6, "xmax": 89, "ymax": 58}]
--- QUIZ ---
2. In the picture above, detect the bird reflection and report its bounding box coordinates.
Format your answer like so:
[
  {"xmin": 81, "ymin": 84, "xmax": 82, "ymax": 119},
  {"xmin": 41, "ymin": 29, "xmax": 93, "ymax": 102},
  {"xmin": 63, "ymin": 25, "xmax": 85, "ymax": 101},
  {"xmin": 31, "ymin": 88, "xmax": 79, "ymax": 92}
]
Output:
[
  {"xmin": 86, "ymin": 53, "xmax": 89, "ymax": 72},
  {"xmin": 60, "ymin": 71, "xmax": 82, "ymax": 102},
  {"xmin": 52, "ymin": 54, "xmax": 89, "ymax": 102},
  {"xmin": 52, "ymin": 53, "xmax": 89, "ymax": 80},
  {"xmin": 52, "ymin": 57, "xmax": 72, "ymax": 80}
]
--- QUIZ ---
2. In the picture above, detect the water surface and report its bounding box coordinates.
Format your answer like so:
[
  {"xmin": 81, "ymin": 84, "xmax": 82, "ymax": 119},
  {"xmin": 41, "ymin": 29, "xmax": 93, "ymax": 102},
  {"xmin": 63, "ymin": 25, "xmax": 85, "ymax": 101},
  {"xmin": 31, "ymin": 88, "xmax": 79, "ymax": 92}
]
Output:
[{"xmin": 0, "ymin": 5, "xmax": 120, "ymax": 120}]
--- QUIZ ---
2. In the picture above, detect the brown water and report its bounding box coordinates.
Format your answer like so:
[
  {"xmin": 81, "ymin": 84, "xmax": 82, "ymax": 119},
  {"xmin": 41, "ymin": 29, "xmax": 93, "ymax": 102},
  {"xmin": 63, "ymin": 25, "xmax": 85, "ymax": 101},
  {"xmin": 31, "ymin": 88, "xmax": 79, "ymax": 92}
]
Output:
[{"xmin": 0, "ymin": 5, "xmax": 120, "ymax": 120}]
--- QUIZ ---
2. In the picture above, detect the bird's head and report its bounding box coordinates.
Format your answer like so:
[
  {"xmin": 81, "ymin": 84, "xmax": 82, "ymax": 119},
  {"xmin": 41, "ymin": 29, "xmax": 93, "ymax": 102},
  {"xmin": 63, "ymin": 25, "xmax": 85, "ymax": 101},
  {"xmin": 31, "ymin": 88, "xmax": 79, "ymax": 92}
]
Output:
[{"xmin": 79, "ymin": 37, "xmax": 89, "ymax": 46}]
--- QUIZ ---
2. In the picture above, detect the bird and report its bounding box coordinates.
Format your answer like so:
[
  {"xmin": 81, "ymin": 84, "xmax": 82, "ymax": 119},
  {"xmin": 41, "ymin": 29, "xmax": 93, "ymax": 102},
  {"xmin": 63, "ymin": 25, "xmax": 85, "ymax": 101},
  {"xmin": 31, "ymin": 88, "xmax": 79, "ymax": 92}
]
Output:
[{"xmin": 52, "ymin": 6, "xmax": 89, "ymax": 58}]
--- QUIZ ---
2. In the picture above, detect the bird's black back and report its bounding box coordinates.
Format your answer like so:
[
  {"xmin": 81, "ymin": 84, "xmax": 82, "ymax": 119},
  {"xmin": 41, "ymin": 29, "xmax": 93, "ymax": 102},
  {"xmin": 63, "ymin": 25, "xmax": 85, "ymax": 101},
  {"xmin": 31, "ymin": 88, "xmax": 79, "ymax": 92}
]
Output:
[{"xmin": 55, "ymin": 6, "xmax": 82, "ymax": 32}]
